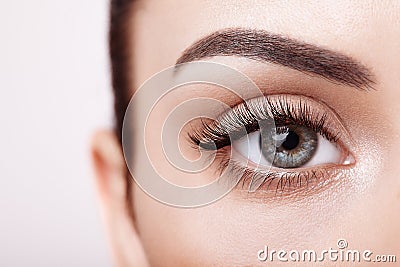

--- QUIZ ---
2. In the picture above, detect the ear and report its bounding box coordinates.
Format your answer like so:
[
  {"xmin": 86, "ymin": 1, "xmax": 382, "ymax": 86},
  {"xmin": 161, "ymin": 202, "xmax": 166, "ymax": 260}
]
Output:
[{"xmin": 91, "ymin": 130, "xmax": 149, "ymax": 267}]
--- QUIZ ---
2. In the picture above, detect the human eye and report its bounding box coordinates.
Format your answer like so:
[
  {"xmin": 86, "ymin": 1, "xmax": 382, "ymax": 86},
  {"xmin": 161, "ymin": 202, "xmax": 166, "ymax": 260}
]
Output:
[{"xmin": 188, "ymin": 94, "xmax": 355, "ymax": 195}]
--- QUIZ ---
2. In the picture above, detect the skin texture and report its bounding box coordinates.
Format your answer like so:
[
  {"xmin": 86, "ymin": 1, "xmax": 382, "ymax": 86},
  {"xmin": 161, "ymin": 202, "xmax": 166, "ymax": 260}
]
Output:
[{"xmin": 92, "ymin": 1, "xmax": 400, "ymax": 266}]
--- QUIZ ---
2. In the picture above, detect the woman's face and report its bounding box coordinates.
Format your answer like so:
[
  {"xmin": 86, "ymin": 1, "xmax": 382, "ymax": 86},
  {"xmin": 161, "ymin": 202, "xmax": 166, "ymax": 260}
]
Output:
[{"xmin": 93, "ymin": 1, "xmax": 400, "ymax": 266}]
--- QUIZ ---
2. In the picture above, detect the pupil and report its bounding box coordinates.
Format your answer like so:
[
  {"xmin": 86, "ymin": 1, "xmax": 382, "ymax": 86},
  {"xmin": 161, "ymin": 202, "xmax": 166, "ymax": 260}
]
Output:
[{"xmin": 281, "ymin": 130, "xmax": 299, "ymax": 150}]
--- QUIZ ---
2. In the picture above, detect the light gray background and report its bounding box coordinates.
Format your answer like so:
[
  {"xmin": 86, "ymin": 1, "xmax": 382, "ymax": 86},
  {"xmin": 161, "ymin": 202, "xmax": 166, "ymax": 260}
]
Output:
[{"xmin": 0, "ymin": 1, "xmax": 113, "ymax": 266}]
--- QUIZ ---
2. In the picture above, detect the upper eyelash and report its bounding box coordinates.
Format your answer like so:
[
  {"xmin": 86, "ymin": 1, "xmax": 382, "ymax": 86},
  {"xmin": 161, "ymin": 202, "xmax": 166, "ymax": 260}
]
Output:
[{"xmin": 188, "ymin": 95, "xmax": 340, "ymax": 150}]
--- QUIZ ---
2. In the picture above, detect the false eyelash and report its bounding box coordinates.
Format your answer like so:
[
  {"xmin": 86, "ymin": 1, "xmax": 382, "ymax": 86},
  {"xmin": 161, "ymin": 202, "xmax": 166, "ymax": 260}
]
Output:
[{"xmin": 188, "ymin": 95, "xmax": 340, "ymax": 150}]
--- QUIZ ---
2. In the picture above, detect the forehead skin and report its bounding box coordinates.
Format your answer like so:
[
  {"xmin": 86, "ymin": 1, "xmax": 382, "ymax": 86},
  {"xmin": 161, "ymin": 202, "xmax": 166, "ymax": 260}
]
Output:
[
  {"xmin": 126, "ymin": 1, "xmax": 400, "ymax": 266},
  {"xmin": 130, "ymin": 0, "xmax": 400, "ymax": 88}
]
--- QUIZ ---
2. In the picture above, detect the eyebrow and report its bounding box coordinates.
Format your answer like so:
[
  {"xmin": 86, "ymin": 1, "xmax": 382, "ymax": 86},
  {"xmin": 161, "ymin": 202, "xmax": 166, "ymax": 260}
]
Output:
[{"xmin": 176, "ymin": 28, "xmax": 375, "ymax": 90}]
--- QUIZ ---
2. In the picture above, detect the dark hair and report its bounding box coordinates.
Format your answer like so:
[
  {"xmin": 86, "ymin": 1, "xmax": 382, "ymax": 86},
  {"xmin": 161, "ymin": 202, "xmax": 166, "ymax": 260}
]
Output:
[
  {"xmin": 109, "ymin": 0, "xmax": 134, "ymax": 142},
  {"xmin": 109, "ymin": 0, "xmax": 136, "ymax": 217}
]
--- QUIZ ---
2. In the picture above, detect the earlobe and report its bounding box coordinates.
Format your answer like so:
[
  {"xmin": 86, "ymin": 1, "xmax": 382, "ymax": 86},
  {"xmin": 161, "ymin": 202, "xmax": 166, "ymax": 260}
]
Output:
[
  {"xmin": 91, "ymin": 130, "xmax": 149, "ymax": 267},
  {"xmin": 91, "ymin": 130, "xmax": 126, "ymax": 204}
]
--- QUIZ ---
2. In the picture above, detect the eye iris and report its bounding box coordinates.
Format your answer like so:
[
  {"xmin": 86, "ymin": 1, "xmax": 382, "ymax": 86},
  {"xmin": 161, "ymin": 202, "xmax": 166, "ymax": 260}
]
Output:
[{"xmin": 260, "ymin": 125, "xmax": 318, "ymax": 168}]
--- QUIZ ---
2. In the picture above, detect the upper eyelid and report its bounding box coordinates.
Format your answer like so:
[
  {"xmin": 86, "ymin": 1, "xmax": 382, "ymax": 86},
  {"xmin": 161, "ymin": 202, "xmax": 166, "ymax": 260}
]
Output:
[{"xmin": 188, "ymin": 94, "xmax": 348, "ymax": 150}]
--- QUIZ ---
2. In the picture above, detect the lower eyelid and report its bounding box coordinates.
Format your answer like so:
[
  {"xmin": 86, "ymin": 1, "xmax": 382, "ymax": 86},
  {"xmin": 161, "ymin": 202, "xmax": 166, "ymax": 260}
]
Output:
[
  {"xmin": 202, "ymin": 145, "xmax": 349, "ymax": 198},
  {"xmin": 227, "ymin": 139, "xmax": 355, "ymax": 194},
  {"xmin": 204, "ymin": 139, "xmax": 356, "ymax": 198},
  {"xmin": 230, "ymin": 159, "xmax": 354, "ymax": 200}
]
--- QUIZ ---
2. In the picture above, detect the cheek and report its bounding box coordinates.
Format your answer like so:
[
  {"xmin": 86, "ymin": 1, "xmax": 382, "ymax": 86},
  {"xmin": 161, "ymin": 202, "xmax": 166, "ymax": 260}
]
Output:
[
  {"xmin": 133, "ymin": 185, "xmax": 285, "ymax": 266},
  {"xmin": 132, "ymin": 182, "xmax": 361, "ymax": 266},
  {"xmin": 132, "ymin": 159, "xmax": 400, "ymax": 267}
]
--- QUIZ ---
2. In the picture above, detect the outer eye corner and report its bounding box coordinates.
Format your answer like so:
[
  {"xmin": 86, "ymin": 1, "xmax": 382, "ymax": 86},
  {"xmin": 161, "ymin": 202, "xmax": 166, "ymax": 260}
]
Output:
[{"xmin": 340, "ymin": 146, "xmax": 356, "ymax": 166}]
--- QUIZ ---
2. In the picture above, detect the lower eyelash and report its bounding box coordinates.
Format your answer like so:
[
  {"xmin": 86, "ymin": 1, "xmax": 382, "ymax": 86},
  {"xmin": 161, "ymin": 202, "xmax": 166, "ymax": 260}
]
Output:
[{"xmin": 212, "ymin": 149, "xmax": 328, "ymax": 194}]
